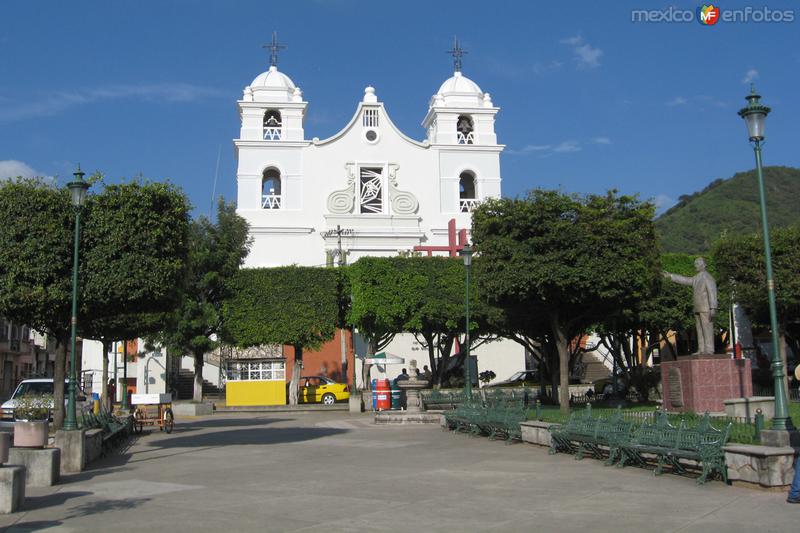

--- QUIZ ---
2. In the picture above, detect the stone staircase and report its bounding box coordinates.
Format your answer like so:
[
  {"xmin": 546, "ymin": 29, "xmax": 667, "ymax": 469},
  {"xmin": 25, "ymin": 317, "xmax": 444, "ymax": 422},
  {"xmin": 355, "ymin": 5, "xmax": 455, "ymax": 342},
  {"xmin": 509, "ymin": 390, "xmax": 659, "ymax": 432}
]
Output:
[
  {"xmin": 174, "ymin": 369, "xmax": 223, "ymax": 400},
  {"xmin": 580, "ymin": 352, "xmax": 611, "ymax": 384}
]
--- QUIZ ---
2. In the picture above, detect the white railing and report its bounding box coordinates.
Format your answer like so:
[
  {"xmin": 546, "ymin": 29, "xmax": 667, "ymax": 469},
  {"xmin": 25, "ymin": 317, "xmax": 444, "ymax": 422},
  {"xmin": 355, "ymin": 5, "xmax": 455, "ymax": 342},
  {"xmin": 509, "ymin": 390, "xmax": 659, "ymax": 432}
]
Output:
[
  {"xmin": 459, "ymin": 198, "xmax": 479, "ymax": 213},
  {"xmin": 457, "ymin": 131, "xmax": 475, "ymax": 144},
  {"xmin": 263, "ymin": 127, "xmax": 282, "ymax": 141},
  {"xmin": 262, "ymin": 194, "xmax": 281, "ymax": 209}
]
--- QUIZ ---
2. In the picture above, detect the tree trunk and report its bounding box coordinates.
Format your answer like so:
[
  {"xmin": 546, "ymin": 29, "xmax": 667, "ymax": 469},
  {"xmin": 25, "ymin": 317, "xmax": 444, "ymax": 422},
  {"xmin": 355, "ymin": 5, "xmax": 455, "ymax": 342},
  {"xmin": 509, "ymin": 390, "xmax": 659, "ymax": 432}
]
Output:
[
  {"xmin": 100, "ymin": 340, "xmax": 109, "ymax": 409},
  {"xmin": 53, "ymin": 339, "xmax": 67, "ymax": 430},
  {"xmin": 362, "ymin": 338, "xmax": 376, "ymax": 391},
  {"xmin": 550, "ymin": 314, "xmax": 571, "ymax": 414},
  {"xmin": 288, "ymin": 345, "xmax": 303, "ymax": 405},
  {"xmin": 193, "ymin": 351, "xmax": 204, "ymax": 403}
]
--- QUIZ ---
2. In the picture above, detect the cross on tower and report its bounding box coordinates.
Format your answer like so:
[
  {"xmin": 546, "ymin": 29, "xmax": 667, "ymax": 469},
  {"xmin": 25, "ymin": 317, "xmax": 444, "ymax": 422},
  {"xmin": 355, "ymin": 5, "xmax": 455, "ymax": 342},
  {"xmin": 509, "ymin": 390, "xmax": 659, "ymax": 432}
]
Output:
[
  {"xmin": 263, "ymin": 31, "xmax": 287, "ymax": 67},
  {"xmin": 446, "ymin": 36, "xmax": 467, "ymax": 72}
]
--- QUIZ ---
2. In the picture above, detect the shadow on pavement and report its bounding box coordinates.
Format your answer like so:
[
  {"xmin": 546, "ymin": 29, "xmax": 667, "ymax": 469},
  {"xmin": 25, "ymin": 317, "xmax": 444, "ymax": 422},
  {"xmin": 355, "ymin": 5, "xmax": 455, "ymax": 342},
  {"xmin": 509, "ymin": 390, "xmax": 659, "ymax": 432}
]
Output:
[
  {"xmin": 22, "ymin": 491, "xmax": 92, "ymax": 512},
  {"xmin": 3, "ymin": 520, "xmax": 64, "ymax": 532},
  {"xmin": 65, "ymin": 497, "xmax": 151, "ymax": 519},
  {"xmin": 146, "ymin": 426, "xmax": 349, "ymax": 448},
  {"xmin": 170, "ymin": 417, "xmax": 292, "ymax": 430}
]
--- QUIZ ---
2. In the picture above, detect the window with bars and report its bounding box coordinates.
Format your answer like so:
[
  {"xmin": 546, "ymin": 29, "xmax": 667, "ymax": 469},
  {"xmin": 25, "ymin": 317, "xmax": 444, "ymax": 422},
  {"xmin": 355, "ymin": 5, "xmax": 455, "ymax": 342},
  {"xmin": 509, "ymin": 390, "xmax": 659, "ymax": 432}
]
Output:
[
  {"xmin": 225, "ymin": 360, "xmax": 286, "ymax": 382},
  {"xmin": 363, "ymin": 108, "xmax": 379, "ymax": 127}
]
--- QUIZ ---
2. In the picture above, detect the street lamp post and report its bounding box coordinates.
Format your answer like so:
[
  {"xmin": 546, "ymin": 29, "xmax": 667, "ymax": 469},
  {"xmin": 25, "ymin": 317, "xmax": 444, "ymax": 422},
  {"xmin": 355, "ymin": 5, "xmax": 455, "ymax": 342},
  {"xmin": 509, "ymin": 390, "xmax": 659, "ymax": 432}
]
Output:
[
  {"xmin": 459, "ymin": 244, "xmax": 473, "ymax": 398},
  {"xmin": 737, "ymin": 86, "xmax": 793, "ymax": 431},
  {"xmin": 64, "ymin": 166, "xmax": 90, "ymax": 431}
]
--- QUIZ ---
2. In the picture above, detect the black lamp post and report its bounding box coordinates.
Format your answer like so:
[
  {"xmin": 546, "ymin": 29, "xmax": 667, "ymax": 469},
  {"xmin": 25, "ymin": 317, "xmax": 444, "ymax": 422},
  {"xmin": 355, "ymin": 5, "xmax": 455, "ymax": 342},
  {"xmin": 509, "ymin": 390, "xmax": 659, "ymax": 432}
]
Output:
[
  {"xmin": 737, "ymin": 87, "xmax": 792, "ymax": 431},
  {"xmin": 64, "ymin": 166, "xmax": 90, "ymax": 431}
]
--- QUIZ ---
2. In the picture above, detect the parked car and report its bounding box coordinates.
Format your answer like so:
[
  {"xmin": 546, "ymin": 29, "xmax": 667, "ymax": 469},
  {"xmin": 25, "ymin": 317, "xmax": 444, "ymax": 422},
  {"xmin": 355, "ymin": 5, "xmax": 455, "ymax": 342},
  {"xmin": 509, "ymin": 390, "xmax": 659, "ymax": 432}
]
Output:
[
  {"xmin": 1, "ymin": 379, "xmax": 90, "ymax": 421},
  {"xmin": 298, "ymin": 376, "xmax": 350, "ymax": 405},
  {"xmin": 486, "ymin": 370, "xmax": 540, "ymax": 388}
]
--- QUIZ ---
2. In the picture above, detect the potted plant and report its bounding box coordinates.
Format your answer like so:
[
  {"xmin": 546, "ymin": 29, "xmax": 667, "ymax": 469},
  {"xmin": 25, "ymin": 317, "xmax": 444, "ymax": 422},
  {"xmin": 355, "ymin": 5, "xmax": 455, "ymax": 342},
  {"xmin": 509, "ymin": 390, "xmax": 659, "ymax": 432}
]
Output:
[{"xmin": 13, "ymin": 394, "xmax": 51, "ymax": 448}]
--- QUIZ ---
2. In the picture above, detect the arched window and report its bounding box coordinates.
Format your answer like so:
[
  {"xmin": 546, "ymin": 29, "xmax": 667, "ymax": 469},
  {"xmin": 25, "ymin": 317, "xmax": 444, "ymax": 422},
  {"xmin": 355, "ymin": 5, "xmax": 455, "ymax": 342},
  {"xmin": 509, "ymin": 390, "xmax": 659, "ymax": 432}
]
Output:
[
  {"xmin": 263, "ymin": 110, "xmax": 282, "ymax": 140},
  {"xmin": 456, "ymin": 115, "xmax": 474, "ymax": 144},
  {"xmin": 262, "ymin": 168, "xmax": 281, "ymax": 209},
  {"xmin": 459, "ymin": 171, "xmax": 477, "ymax": 212}
]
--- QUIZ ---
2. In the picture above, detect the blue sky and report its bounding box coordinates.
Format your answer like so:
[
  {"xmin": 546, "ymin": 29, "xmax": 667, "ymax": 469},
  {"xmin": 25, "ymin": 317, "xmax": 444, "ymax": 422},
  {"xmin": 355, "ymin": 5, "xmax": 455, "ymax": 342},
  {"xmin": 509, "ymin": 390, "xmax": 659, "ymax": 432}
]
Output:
[{"xmin": 1, "ymin": 0, "xmax": 798, "ymax": 217}]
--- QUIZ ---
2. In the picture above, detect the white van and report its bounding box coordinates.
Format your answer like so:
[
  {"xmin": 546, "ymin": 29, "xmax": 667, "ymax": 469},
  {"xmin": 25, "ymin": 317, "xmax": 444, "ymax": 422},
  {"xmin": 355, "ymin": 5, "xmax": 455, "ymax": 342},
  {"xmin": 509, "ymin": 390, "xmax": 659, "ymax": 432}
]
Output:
[{"xmin": 1, "ymin": 378, "xmax": 90, "ymax": 421}]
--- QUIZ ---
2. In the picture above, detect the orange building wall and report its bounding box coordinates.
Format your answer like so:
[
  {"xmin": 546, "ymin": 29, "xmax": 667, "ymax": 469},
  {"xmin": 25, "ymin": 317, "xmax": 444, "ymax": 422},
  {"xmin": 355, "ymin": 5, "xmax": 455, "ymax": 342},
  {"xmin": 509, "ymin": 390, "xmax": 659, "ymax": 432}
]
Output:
[{"xmin": 284, "ymin": 329, "xmax": 355, "ymax": 385}]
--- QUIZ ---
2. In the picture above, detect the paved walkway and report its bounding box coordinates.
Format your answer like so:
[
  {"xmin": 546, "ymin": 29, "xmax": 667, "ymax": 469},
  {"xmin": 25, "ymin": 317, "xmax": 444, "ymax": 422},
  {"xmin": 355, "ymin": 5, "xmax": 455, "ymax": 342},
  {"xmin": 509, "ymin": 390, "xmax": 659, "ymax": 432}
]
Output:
[{"xmin": 0, "ymin": 413, "xmax": 795, "ymax": 532}]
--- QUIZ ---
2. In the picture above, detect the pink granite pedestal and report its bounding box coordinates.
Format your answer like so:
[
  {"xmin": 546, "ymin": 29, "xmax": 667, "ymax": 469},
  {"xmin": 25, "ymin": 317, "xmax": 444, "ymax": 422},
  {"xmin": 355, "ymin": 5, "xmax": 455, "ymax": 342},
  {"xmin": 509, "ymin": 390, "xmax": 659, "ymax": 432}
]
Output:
[{"xmin": 661, "ymin": 355, "xmax": 752, "ymax": 413}]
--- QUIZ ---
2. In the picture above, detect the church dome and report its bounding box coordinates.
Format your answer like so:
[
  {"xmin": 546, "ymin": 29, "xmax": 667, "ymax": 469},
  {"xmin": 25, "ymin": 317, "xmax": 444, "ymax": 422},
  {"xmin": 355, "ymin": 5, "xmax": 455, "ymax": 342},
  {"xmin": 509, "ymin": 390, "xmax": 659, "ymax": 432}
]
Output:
[
  {"xmin": 251, "ymin": 65, "xmax": 296, "ymax": 90},
  {"xmin": 432, "ymin": 71, "xmax": 485, "ymax": 108},
  {"xmin": 437, "ymin": 71, "xmax": 482, "ymax": 95},
  {"xmin": 247, "ymin": 66, "xmax": 301, "ymax": 103}
]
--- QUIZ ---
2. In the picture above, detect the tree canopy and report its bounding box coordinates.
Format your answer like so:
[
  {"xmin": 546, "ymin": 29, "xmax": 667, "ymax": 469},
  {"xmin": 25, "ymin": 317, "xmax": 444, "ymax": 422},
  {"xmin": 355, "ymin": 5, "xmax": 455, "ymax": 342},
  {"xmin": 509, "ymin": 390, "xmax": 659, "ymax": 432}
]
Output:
[
  {"xmin": 158, "ymin": 200, "xmax": 250, "ymax": 402},
  {"xmin": 473, "ymin": 189, "xmax": 660, "ymax": 412}
]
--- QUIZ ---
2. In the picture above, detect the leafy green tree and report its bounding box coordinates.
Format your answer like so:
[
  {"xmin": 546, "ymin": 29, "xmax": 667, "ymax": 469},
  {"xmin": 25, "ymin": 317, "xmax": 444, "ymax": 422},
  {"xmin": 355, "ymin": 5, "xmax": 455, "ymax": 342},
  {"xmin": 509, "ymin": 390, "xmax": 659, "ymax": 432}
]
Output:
[
  {"xmin": 81, "ymin": 181, "xmax": 189, "ymax": 406},
  {"xmin": 223, "ymin": 266, "xmax": 340, "ymax": 404},
  {"xmin": 713, "ymin": 226, "xmax": 800, "ymax": 387},
  {"xmin": 402, "ymin": 257, "xmax": 498, "ymax": 388},
  {"xmin": 473, "ymin": 190, "xmax": 660, "ymax": 413},
  {"xmin": 0, "ymin": 178, "xmax": 190, "ymax": 427},
  {"xmin": 347, "ymin": 257, "xmax": 420, "ymax": 389},
  {"xmin": 159, "ymin": 200, "xmax": 250, "ymax": 402},
  {"xmin": 0, "ymin": 179, "xmax": 73, "ymax": 427}
]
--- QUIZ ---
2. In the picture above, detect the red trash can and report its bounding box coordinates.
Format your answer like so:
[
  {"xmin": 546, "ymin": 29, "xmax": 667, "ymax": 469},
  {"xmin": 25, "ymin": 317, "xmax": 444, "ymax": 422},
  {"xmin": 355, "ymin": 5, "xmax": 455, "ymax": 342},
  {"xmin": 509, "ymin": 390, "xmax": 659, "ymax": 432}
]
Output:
[{"xmin": 375, "ymin": 379, "xmax": 391, "ymax": 411}]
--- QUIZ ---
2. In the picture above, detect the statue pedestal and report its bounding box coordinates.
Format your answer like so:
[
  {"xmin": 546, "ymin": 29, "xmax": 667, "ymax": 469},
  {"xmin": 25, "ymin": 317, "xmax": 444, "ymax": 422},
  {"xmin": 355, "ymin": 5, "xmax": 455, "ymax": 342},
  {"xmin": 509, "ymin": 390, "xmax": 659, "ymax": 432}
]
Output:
[{"xmin": 661, "ymin": 354, "xmax": 752, "ymax": 413}]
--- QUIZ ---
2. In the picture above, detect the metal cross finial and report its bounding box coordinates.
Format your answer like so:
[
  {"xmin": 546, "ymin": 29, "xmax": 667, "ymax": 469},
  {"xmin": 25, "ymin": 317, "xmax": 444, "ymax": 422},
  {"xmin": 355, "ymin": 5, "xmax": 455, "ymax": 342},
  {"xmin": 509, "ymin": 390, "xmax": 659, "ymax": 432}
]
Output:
[
  {"xmin": 446, "ymin": 36, "xmax": 467, "ymax": 72},
  {"xmin": 263, "ymin": 31, "xmax": 287, "ymax": 67}
]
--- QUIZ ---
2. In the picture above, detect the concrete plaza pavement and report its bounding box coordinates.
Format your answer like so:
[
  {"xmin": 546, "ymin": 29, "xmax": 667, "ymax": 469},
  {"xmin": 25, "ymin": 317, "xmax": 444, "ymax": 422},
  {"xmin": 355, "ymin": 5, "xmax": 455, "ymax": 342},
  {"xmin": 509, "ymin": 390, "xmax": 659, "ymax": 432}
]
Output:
[{"xmin": 0, "ymin": 411, "xmax": 795, "ymax": 532}]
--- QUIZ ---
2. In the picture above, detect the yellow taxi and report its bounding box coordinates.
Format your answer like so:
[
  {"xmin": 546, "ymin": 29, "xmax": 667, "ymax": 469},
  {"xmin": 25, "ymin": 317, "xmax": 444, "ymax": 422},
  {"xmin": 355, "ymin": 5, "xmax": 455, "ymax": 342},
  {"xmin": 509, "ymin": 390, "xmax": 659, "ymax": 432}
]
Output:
[{"xmin": 299, "ymin": 376, "xmax": 350, "ymax": 405}]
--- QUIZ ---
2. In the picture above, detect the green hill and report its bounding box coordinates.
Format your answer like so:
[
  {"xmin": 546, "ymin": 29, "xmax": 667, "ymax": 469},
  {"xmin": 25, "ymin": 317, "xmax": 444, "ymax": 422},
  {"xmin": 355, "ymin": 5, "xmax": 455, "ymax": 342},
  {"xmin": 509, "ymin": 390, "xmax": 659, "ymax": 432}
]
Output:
[{"xmin": 655, "ymin": 166, "xmax": 800, "ymax": 253}]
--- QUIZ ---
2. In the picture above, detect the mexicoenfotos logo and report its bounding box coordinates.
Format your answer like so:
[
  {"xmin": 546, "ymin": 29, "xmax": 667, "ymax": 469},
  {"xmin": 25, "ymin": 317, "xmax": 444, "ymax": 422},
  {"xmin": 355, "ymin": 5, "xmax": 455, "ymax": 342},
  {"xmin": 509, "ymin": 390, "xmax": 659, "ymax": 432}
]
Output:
[
  {"xmin": 632, "ymin": 4, "xmax": 794, "ymax": 24},
  {"xmin": 697, "ymin": 4, "xmax": 720, "ymax": 25}
]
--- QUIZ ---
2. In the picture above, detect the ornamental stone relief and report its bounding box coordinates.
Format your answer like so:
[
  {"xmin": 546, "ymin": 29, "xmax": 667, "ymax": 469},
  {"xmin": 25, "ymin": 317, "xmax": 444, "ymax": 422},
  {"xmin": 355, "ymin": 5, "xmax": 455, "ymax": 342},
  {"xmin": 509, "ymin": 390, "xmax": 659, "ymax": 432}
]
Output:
[{"xmin": 326, "ymin": 162, "xmax": 418, "ymax": 215}]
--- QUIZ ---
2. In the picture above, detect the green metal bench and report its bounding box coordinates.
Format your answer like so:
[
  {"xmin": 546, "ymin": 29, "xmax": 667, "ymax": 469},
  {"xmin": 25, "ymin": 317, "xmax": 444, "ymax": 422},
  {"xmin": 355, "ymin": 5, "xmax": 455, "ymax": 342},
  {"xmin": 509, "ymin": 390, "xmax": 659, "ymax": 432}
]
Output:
[{"xmin": 616, "ymin": 412, "xmax": 731, "ymax": 484}]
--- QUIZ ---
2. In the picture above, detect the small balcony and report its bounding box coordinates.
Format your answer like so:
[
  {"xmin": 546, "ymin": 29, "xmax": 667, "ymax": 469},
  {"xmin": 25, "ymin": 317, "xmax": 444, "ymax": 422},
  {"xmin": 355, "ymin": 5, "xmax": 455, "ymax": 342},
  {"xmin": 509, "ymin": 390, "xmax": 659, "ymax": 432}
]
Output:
[
  {"xmin": 262, "ymin": 194, "xmax": 282, "ymax": 209},
  {"xmin": 459, "ymin": 199, "xmax": 479, "ymax": 213},
  {"xmin": 457, "ymin": 131, "xmax": 475, "ymax": 145},
  {"xmin": 263, "ymin": 127, "xmax": 282, "ymax": 141}
]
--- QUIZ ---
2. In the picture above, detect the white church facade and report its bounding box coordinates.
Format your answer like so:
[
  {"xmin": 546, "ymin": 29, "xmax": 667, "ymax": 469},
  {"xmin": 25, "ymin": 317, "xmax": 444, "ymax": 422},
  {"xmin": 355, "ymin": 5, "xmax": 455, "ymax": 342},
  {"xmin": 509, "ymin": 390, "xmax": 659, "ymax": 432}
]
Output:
[
  {"xmin": 233, "ymin": 43, "xmax": 526, "ymax": 392},
  {"xmin": 235, "ymin": 64, "xmax": 502, "ymax": 266}
]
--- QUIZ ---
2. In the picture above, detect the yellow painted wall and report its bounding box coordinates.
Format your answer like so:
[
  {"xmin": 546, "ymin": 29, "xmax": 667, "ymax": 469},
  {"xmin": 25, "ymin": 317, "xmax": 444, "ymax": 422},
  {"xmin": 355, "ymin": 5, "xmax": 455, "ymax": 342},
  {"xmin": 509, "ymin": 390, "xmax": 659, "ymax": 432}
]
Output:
[{"xmin": 226, "ymin": 381, "xmax": 286, "ymax": 406}]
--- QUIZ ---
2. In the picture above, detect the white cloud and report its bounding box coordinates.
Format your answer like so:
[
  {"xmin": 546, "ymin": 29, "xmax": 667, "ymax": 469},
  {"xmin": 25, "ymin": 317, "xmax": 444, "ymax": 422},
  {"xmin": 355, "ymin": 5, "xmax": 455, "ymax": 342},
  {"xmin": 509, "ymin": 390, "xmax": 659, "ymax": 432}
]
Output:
[
  {"xmin": 654, "ymin": 194, "xmax": 677, "ymax": 214},
  {"xmin": 561, "ymin": 35, "xmax": 603, "ymax": 69},
  {"xmin": 742, "ymin": 68, "xmax": 759, "ymax": 85},
  {"xmin": 591, "ymin": 136, "xmax": 611, "ymax": 145},
  {"xmin": 0, "ymin": 83, "xmax": 227, "ymax": 122},
  {"xmin": 560, "ymin": 35, "xmax": 583, "ymax": 46},
  {"xmin": 0, "ymin": 160, "xmax": 38, "ymax": 179},
  {"xmin": 508, "ymin": 140, "xmax": 582, "ymax": 156},
  {"xmin": 552, "ymin": 140, "xmax": 581, "ymax": 153},
  {"xmin": 667, "ymin": 96, "xmax": 688, "ymax": 106}
]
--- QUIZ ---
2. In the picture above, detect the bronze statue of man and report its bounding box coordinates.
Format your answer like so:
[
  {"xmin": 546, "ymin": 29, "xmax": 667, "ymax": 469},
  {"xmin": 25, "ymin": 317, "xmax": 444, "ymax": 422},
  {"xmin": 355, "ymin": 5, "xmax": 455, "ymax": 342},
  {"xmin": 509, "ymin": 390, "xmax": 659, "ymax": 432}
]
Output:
[{"xmin": 663, "ymin": 257, "xmax": 718, "ymax": 354}]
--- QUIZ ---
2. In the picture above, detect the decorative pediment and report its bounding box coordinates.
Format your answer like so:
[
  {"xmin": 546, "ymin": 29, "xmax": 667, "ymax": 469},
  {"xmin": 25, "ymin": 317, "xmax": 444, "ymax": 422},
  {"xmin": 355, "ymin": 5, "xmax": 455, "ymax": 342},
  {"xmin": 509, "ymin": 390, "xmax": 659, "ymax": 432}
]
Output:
[{"xmin": 326, "ymin": 162, "xmax": 418, "ymax": 215}]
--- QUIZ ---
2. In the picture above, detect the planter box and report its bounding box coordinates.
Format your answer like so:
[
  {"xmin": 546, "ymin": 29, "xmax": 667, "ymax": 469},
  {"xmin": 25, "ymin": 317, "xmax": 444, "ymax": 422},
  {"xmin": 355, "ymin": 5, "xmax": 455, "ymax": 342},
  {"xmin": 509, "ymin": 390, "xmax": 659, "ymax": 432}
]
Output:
[
  {"xmin": 723, "ymin": 396, "xmax": 775, "ymax": 420},
  {"xmin": 0, "ymin": 466, "xmax": 25, "ymax": 514},
  {"xmin": 520, "ymin": 420, "xmax": 557, "ymax": 447},
  {"xmin": 0, "ymin": 432, "xmax": 9, "ymax": 464},
  {"xmin": 14, "ymin": 420, "xmax": 48, "ymax": 448},
  {"xmin": 7, "ymin": 447, "xmax": 60, "ymax": 487},
  {"xmin": 724, "ymin": 444, "xmax": 796, "ymax": 488},
  {"xmin": 172, "ymin": 402, "xmax": 213, "ymax": 416}
]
